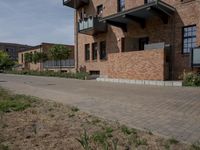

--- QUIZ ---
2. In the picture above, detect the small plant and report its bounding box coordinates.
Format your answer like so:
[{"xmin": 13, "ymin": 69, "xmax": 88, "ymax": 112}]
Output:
[
  {"xmin": 168, "ymin": 138, "xmax": 179, "ymax": 145},
  {"xmin": 135, "ymin": 138, "xmax": 148, "ymax": 147},
  {"xmin": 163, "ymin": 142, "xmax": 170, "ymax": 150},
  {"xmin": 191, "ymin": 141, "xmax": 200, "ymax": 150},
  {"xmin": 121, "ymin": 125, "xmax": 136, "ymax": 135},
  {"xmin": 112, "ymin": 138, "xmax": 119, "ymax": 150},
  {"xmin": 76, "ymin": 129, "xmax": 91, "ymax": 150},
  {"xmin": 92, "ymin": 131, "xmax": 107, "ymax": 144},
  {"xmin": 71, "ymin": 106, "xmax": 79, "ymax": 112},
  {"xmin": 183, "ymin": 72, "xmax": 200, "ymax": 86},
  {"xmin": 68, "ymin": 113, "xmax": 75, "ymax": 118},
  {"xmin": 0, "ymin": 144, "xmax": 9, "ymax": 150},
  {"xmin": 91, "ymin": 118, "xmax": 101, "ymax": 125}
]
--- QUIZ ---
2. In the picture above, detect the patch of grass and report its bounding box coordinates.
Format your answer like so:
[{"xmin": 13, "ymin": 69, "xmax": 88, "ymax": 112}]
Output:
[
  {"xmin": 168, "ymin": 138, "xmax": 179, "ymax": 145},
  {"xmin": 135, "ymin": 138, "xmax": 148, "ymax": 147},
  {"xmin": 191, "ymin": 141, "xmax": 200, "ymax": 150},
  {"xmin": 68, "ymin": 113, "xmax": 75, "ymax": 118},
  {"xmin": 0, "ymin": 88, "xmax": 37, "ymax": 113},
  {"xmin": 71, "ymin": 106, "xmax": 79, "ymax": 112}
]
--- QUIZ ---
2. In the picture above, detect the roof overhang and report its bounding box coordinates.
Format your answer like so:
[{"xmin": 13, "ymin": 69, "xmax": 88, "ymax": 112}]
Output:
[
  {"xmin": 63, "ymin": 0, "xmax": 89, "ymax": 9},
  {"xmin": 100, "ymin": 1, "xmax": 175, "ymax": 32}
]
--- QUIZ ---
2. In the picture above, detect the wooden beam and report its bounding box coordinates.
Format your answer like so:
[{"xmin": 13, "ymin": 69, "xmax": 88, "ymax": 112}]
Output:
[
  {"xmin": 123, "ymin": 15, "xmax": 146, "ymax": 28},
  {"xmin": 106, "ymin": 20, "xmax": 127, "ymax": 32}
]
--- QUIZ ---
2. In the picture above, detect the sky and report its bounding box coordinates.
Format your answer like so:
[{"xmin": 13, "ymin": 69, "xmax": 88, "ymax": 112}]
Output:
[{"xmin": 0, "ymin": 0, "xmax": 74, "ymax": 46}]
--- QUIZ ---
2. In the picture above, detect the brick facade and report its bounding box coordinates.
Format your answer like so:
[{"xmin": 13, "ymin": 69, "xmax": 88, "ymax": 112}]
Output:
[{"xmin": 67, "ymin": 0, "xmax": 200, "ymax": 80}]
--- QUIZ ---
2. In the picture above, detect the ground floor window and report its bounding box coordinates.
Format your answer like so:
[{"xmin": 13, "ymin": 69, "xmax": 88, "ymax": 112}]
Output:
[
  {"xmin": 182, "ymin": 25, "xmax": 196, "ymax": 54},
  {"xmin": 92, "ymin": 42, "xmax": 98, "ymax": 60},
  {"xmin": 85, "ymin": 44, "xmax": 90, "ymax": 61},
  {"xmin": 100, "ymin": 41, "xmax": 107, "ymax": 60}
]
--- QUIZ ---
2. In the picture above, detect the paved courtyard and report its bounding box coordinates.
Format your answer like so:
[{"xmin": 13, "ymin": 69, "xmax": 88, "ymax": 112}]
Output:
[{"xmin": 0, "ymin": 74, "xmax": 200, "ymax": 143}]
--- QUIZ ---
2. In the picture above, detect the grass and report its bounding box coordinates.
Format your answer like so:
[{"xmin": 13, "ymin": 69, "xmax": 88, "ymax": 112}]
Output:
[
  {"xmin": 0, "ymin": 88, "xmax": 36, "ymax": 113},
  {"xmin": 191, "ymin": 141, "xmax": 200, "ymax": 150},
  {"xmin": 0, "ymin": 144, "xmax": 9, "ymax": 150}
]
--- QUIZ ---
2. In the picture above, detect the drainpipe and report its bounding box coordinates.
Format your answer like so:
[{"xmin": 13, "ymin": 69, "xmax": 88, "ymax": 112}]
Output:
[{"xmin": 75, "ymin": 10, "xmax": 79, "ymax": 72}]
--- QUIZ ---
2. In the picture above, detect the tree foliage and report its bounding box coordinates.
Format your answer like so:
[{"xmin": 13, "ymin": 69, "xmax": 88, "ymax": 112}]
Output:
[
  {"xmin": 49, "ymin": 45, "xmax": 72, "ymax": 71},
  {"xmin": 32, "ymin": 52, "xmax": 48, "ymax": 64},
  {"xmin": 24, "ymin": 53, "xmax": 33, "ymax": 63},
  {"xmin": 0, "ymin": 51, "xmax": 15, "ymax": 70}
]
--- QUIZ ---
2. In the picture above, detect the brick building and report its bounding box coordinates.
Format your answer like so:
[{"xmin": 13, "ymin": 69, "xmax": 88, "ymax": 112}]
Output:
[
  {"xmin": 18, "ymin": 43, "xmax": 75, "ymax": 72},
  {"xmin": 64, "ymin": 0, "xmax": 200, "ymax": 80},
  {"xmin": 0, "ymin": 42, "xmax": 31, "ymax": 61}
]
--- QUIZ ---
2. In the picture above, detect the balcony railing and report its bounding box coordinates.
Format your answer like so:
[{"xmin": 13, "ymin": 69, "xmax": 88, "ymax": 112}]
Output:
[
  {"xmin": 78, "ymin": 16, "xmax": 107, "ymax": 35},
  {"xmin": 63, "ymin": 0, "xmax": 89, "ymax": 9},
  {"xmin": 43, "ymin": 59, "xmax": 75, "ymax": 69}
]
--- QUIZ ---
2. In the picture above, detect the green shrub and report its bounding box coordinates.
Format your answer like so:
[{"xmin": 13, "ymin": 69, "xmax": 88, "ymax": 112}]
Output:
[
  {"xmin": 5, "ymin": 70, "xmax": 89, "ymax": 80},
  {"xmin": 183, "ymin": 72, "xmax": 200, "ymax": 87}
]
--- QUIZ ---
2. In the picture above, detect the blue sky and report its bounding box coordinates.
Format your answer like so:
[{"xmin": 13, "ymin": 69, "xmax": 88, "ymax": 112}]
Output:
[{"xmin": 0, "ymin": 0, "xmax": 74, "ymax": 46}]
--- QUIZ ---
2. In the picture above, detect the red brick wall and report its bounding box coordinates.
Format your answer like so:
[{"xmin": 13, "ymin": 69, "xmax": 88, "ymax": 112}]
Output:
[
  {"xmin": 75, "ymin": 0, "xmax": 200, "ymax": 80},
  {"xmin": 107, "ymin": 49, "xmax": 166, "ymax": 80}
]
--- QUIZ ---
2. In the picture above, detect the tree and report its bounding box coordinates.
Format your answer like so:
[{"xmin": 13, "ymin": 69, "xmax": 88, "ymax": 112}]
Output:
[
  {"xmin": 0, "ymin": 51, "xmax": 15, "ymax": 70},
  {"xmin": 32, "ymin": 52, "xmax": 48, "ymax": 71},
  {"xmin": 24, "ymin": 53, "xmax": 33, "ymax": 63},
  {"xmin": 32, "ymin": 52, "xmax": 48, "ymax": 64},
  {"xmin": 49, "ymin": 45, "xmax": 71, "ymax": 71}
]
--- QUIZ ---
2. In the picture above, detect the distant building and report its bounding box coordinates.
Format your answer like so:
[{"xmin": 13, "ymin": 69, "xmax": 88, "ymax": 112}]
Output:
[
  {"xmin": 0, "ymin": 42, "xmax": 32, "ymax": 61},
  {"xmin": 18, "ymin": 43, "xmax": 75, "ymax": 72}
]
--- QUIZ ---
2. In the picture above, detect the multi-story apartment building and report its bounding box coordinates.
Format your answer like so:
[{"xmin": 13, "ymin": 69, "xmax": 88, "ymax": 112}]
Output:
[
  {"xmin": 18, "ymin": 43, "xmax": 75, "ymax": 72},
  {"xmin": 0, "ymin": 42, "xmax": 32, "ymax": 61},
  {"xmin": 64, "ymin": 0, "xmax": 200, "ymax": 80}
]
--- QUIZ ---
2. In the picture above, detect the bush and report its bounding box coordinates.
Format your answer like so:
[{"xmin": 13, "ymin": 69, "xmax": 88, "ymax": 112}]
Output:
[
  {"xmin": 183, "ymin": 72, "xmax": 200, "ymax": 87},
  {"xmin": 5, "ymin": 70, "xmax": 89, "ymax": 80}
]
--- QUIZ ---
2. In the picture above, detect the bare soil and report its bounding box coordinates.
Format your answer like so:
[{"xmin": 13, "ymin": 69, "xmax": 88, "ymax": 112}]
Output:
[{"xmin": 0, "ymin": 92, "xmax": 193, "ymax": 150}]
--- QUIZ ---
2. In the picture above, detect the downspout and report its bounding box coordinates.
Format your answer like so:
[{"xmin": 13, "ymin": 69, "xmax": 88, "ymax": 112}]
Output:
[{"xmin": 75, "ymin": 10, "xmax": 79, "ymax": 72}]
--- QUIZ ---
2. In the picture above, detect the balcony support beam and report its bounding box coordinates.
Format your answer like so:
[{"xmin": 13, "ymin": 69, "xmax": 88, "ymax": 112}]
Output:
[
  {"xmin": 147, "ymin": 6, "xmax": 169, "ymax": 24},
  {"xmin": 123, "ymin": 15, "xmax": 146, "ymax": 28},
  {"xmin": 106, "ymin": 20, "xmax": 127, "ymax": 32}
]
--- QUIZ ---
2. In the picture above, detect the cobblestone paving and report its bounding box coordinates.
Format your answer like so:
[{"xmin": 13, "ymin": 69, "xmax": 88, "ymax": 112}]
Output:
[{"xmin": 0, "ymin": 74, "xmax": 200, "ymax": 143}]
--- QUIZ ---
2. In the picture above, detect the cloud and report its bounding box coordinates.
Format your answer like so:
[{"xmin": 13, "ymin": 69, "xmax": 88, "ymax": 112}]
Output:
[{"xmin": 0, "ymin": 0, "xmax": 74, "ymax": 46}]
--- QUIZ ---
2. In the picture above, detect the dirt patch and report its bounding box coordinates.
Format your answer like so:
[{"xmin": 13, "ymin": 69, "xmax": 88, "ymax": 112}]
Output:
[{"xmin": 0, "ymin": 89, "xmax": 195, "ymax": 150}]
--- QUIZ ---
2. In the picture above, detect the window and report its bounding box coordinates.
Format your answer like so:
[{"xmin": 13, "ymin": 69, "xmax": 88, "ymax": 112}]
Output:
[
  {"xmin": 182, "ymin": 25, "xmax": 196, "ymax": 53},
  {"xmin": 118, "ymin": 0, "xmax": 125, "ymax": 12},
  {"xmin": 92, "ymin": 43, "xmax": 98, "ymax": 60},
  {"xmin": 139, "ymin": 37, "xmax": 149, "ymax": 50},
  {"xmin": 97, "ymin": 5, "xmax": 103, "ymax": 18},
  {"xmin": 100, "ymin": 41, "xmax": 107, "ymax": 60},
  {"xmin": 85, "ymin": 44, "xmax": 90, "ymax": 61}
]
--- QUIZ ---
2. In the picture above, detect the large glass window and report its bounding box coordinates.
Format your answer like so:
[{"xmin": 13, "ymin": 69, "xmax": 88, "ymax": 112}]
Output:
[
  {"xmin": 85, "ymin": 44, "xmax": 90, "ymax": 61},
  {"xmin": 100, "ymin": 41, "xmax": 107, "ymax": 60},
  {"xmin": 118, "ymin": 0, "xmax": 125, "ymax": 12},
  {"xmin": 183, "ymin": 25, "xmax": 196, "ymax": 54},
  {"xmin": 92, "ymin": 43, "xmax": 98, "ymax": 60}
]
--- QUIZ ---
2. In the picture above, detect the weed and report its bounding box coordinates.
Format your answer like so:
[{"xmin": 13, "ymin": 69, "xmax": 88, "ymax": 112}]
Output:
[
  {"xmin": 68, "ymin": 113, "xmax": 75, "ymax": 118},
  {"xmin": 92, "ymin": 131, "xmax": 107, "ymax": 144},
  {"xmin": 163, "ymin": 142, "xmax": 170, "ymax": 150},
  {"xmin": 168, "ymin": 138, "xmax": 179, "ymax": 145},
  {"xmin": 76, "ymin": 129, "xmax": 91, "ymax": 150},
  {"xmin": 91, "ymin": 118, "xmax": 101, "ymax": 125},
  {"xmin": 0, "ymin": 144, "xmax": 9, "ymax": 150},
  {"xmin": 135, "ymin": 138, "xmax": 148, "ymax": 147},
  {"xmin": 71, "ymin": 106, "xmax": 79, "ymax": 112},
  {"xmin": 121, "ymin": 125, "xmax": 136, "ymax": 135},
  {"xmin": 191, "ymin": 141, "xmax": 200, "ymax": 150},
  {"xmin": 112, "ymin": 138, "xmax": 119, "ymax": 150}
]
